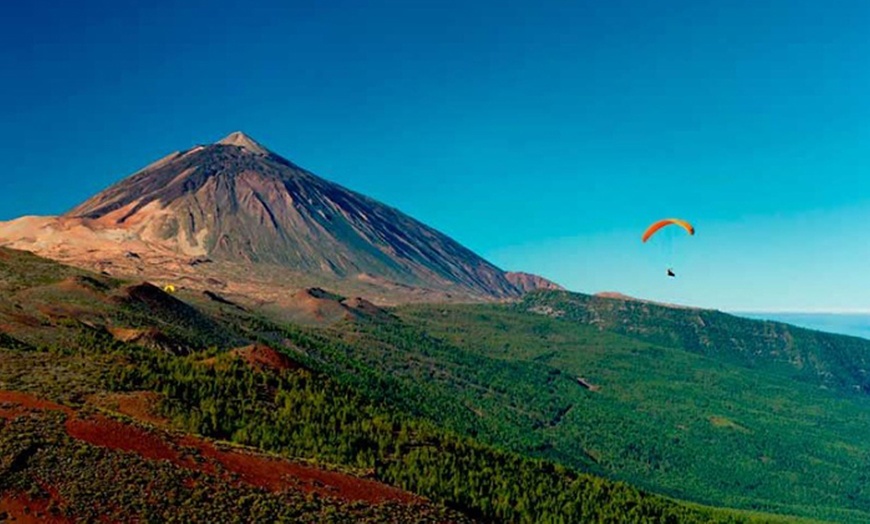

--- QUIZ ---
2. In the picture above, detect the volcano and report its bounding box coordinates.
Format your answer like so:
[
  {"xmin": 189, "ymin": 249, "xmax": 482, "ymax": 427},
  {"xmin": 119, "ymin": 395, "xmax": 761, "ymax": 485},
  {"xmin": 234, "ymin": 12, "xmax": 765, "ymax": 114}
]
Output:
[{"xmin": 0, "ymin": 132, "xmax": 556, "ymax": 302}]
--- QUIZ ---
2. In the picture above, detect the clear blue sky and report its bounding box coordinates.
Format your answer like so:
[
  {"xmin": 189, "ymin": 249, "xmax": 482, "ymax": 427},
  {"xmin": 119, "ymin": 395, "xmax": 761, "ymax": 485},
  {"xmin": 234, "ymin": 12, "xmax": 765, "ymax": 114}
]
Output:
[{"xmin": 1, "ymin": 0, "xmax": 869, "ymax": 311}]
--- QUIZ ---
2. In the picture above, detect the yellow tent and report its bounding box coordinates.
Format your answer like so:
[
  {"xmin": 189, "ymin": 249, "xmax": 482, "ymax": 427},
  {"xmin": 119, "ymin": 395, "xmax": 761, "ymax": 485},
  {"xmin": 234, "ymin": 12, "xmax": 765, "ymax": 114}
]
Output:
[{"xmin": 163, "ymin": 284, "xmax": 176, "ymax": 294}]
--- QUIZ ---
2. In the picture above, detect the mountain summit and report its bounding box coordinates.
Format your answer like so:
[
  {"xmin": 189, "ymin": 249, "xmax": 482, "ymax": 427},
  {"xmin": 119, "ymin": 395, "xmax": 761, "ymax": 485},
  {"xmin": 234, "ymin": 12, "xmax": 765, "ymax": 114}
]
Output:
[
  {"xmin": 2, "ymin": 132, "xmax": 545, "ymax": 302},
  {"xmin": 215, "ymin": 131, "xmax": 270, "ymax": 154}
]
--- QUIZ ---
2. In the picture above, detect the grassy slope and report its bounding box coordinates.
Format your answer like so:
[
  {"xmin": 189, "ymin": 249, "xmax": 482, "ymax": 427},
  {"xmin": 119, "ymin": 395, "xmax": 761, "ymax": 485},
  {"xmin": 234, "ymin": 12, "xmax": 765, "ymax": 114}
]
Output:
[
  {"xmin": 0, "ymin": 387, "xmax": 456, "ymax": 524},
  {"xmin": 391, "ymin": 302, "xmax": 870, "ymax": 523},
  {"xmin": 520, "ymin": 290, "xmax": 870, "ymax": 394},
  {"xmin": 0, "ymin": 248, "xmax": 755, "ymax": 523}
]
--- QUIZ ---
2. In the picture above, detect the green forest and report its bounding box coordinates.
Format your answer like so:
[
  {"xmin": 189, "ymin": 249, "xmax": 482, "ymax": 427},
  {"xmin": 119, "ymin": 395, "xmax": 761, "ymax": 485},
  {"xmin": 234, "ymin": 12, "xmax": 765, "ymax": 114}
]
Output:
[{"xmin": 106, "ymin": 346, "xmax": 746, "ymax": 523}]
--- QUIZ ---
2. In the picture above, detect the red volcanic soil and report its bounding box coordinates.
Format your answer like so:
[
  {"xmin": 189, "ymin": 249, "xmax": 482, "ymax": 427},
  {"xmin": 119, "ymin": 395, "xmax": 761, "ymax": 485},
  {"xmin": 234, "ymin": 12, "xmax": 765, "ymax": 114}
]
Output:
[
  {"xmin": 187, "ymin": 438, "xmax": 418, "ymax": 504},
  {"xmin": 288, "ymin": 288, "xmax": 352, "ymax": 322},
  {"xmin": 0, "ymin": 492, "xmax": 70, "ymax": 524},
  {"xmin": 0, "ymin": 391, "xmax": 72, "ymax": 414},
  {"xmin": 0, "ymin": 389, "xmax": 422, "ymax": 509},
  {"xmin": 233, "ymin": 344, "xmax": 304, "ymax": 373},
  {"xmin": 87, "ymin": 391, "xmax": 168, "ymax": 427},
  {"xmin": 0, "ymin": 391, "xmax": 69, "ymax": 422},
  {"xmin": 0, "ymin": 405, "xmax": 27, "ymax": 419},
  {"xmin": 0, "ymin": 394, "xmax": 74, "ymax": 522},
  {"xmin": 66, "ymin": 414, "xmax": 193, "ymax": 466}
]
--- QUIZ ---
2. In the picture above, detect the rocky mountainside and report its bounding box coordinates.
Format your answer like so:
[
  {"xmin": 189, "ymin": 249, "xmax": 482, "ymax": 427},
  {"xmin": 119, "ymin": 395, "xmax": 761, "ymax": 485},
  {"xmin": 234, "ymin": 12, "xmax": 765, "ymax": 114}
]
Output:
[
  {"xmin": 505, "ymin": 271, "xmax": 564, "ymax": 293},
  {"xmin": 0, "ymin": 132, "xmax": 558, "ymax": 303}
]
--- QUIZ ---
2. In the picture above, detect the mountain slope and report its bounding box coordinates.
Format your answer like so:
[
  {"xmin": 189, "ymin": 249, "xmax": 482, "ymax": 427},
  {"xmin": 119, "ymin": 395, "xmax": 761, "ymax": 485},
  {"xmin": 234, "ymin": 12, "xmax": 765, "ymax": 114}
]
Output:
[
  {"xmin": 0, "ymin": 248, "xmax": 753, "ymax": 523},
  {"xmin": 4, "ymin": 132, "xmax": 515, "ymax": 300},
  {"xmin": 0, "ymin": 390, "xmax": 455, "ymax": 523},
  {"xmin": 388, "ymin": 301, "xmax": 870, "ymax": 522},
  {"xmin": 505, "ymin": 271, "xmax": 564, "ymax": 293},
  {"xmin": 521, "ymin": 289, "xmax": 870, "ymax": 394}
]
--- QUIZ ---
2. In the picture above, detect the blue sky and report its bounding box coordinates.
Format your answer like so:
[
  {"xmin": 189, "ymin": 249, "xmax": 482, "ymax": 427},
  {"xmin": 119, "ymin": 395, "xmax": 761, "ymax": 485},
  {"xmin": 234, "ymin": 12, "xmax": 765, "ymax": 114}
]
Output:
[{"xmin": 1, "ymin": 0, "xmax": 868, "ymax": 311}]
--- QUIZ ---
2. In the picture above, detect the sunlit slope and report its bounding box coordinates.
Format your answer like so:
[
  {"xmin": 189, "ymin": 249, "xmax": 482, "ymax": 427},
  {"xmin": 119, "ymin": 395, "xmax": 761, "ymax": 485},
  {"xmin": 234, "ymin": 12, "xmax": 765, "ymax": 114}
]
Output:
[
  {"xmin": 0, "ymin": 248, "xmax": 753, "ymax": 523},
  {"xmin": 0, "ymin": 133, "xmax": 529, "ymax": 303},
  {"xmin": 521, "ymin": 290, "xmax": 870, "ymax": 395},
  {"xmin": 390, "ymin": 302, "xmax": 870, "ymax": 523}
]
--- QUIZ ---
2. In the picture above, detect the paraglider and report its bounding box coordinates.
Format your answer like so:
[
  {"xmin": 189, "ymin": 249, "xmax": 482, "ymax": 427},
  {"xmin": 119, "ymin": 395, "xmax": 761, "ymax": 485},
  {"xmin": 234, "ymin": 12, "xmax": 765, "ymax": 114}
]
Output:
[
  {"xmin": 642, "ymin": 218, "xmax": 694, "ymax": 277},
  {"xmin": 641, "ymin": 218, "xmax": 694, "ymax": 243}
]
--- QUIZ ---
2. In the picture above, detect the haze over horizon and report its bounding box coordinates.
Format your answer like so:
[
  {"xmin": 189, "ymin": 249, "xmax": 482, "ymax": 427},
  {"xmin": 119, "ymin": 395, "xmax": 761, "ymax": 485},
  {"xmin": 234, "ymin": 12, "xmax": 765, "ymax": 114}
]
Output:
[{"xmin": 2, "ymin": 0, "xmax": 868, "ymax": 312}]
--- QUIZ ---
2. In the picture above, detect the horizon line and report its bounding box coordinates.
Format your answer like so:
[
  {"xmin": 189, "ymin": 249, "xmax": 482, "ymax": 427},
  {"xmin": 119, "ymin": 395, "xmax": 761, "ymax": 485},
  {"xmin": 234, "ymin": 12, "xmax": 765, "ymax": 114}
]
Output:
[{"xmin": 728, "ymin": 309, "xmax": 870, "ymax": 315}]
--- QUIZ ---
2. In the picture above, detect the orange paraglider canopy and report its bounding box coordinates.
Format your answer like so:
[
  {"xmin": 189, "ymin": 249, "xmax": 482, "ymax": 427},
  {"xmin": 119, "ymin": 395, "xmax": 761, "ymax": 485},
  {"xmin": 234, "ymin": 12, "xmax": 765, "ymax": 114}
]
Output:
[{"xmin": 641, "ymin": 218, "xmax": 694, "ymax": 243}]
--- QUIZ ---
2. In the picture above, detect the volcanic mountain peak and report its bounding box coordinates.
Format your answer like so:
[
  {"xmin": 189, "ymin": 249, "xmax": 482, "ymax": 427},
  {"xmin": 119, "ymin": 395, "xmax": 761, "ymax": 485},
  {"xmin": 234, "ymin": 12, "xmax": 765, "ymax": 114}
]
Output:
[
  {"xmin": 0, "ymin": 133, "xmax": 528, "ymax": 302},
  {"xmin": 216, "ymin": 131, "xmax": 269, "ymax": 155}
]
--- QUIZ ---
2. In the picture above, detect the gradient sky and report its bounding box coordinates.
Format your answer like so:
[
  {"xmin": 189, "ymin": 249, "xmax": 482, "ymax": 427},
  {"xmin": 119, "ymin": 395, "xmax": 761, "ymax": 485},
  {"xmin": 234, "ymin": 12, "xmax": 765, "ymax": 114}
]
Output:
[{"xmin": 1, "ymin": 0, "xmax": 869, "ymax": 311}]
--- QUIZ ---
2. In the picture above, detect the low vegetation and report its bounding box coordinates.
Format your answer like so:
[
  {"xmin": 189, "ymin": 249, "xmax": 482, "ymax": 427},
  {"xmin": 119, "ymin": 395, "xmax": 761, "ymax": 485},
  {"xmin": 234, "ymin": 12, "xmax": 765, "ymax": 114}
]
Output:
[{"xmin": 0, "ymin": 248, "xmax": 863, "ymax": 522}]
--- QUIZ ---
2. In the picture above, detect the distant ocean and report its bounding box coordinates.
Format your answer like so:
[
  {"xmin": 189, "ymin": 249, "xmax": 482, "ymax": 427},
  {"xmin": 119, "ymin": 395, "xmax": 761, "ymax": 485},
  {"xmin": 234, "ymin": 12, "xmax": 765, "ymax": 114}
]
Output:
[{"xmin": 733, "ymin": 312, "xmax": 870, "ymax": 340}]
